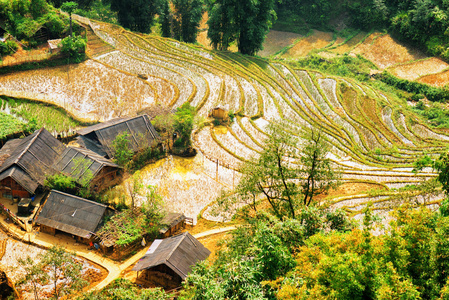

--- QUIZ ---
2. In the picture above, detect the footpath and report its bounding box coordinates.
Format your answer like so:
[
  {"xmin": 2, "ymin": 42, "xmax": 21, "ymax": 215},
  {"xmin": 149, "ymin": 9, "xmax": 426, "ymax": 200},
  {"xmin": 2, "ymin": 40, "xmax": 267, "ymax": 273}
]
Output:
[{"xmin": 0, "ymin": 213, "xmax": 238, "ymax": 293}]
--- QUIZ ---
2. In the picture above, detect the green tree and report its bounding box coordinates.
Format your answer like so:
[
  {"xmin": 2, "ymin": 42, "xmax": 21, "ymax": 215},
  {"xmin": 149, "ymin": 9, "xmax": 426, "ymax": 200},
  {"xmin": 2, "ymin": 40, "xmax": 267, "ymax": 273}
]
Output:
[
  {"xmin": 172, "ymin": 0, "xmax": 203, "ymax": 43},
  {"xmin": 159, "ymin": 0, "xmax": 172, "ymax": 38},
  {"xmin": 126, "ymin": 170, "xmax": 143, "ymax": 210},
  {"xmin": 61, "ymin": 1, "xmax": 78, "ymax": 36},
  {"xmin": 174, "ymin": 103, "xmax": 195, "ymax": 148},
  {"xmin": 300, "ymin": 129, "xmax": 338, "ymax": 206},
  {"xmin": 106, "ymin": 0, "xmax": 160, "ymax": 33},
  {"xmin": 17, "ymin": 257, "xmax": 49, "ymax": 300},
  {"xmin": 111, "ymin": 131, "xmax": 134, "ymax": 166},
  {"xmin": 207, "ymin": 0, "xmax": 275, "ymax": 55},
  {"xmin": 41, "ymin": 246, "xmax": 88, "ymax": 299},
  {"xmin": 59, "ymin": 34, "xmax": 86, "ymax": 62},
  {"xmin": 30, "ymin": 0, "xmax": 48, "ymax": 19},
  {"xmin": 141, "ymin": 184, "xmax": 165, "ymax": 229}
]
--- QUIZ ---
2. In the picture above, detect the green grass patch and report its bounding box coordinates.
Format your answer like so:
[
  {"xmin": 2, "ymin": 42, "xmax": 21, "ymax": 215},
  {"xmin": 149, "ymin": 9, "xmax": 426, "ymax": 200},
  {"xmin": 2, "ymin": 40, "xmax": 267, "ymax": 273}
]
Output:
[
  {"xmin": 0, "ymin": 112, "xmax": 25, "ymax": 139},
  {"xmin": 412, "ymin": 101, "xmax": 449, "ymax": 129},
  {"xmin": 0, "ymin": 96, "xmax": 81, "ymax": 133}
]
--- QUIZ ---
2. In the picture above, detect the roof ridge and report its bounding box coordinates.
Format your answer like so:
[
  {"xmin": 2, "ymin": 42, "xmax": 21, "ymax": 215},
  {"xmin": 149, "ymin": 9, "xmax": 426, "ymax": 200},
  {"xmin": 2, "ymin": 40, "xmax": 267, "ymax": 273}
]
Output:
[
  {"xmin": 166, "ymin": 232, "xmax": 188, "ymax": 262},
  {"xmin": 14, "ymin": 128, "xmax": 43, "ymax": 164},
  {"xmin": 50, "ymin": 190, "xmax": 108, "ymax": 207}
]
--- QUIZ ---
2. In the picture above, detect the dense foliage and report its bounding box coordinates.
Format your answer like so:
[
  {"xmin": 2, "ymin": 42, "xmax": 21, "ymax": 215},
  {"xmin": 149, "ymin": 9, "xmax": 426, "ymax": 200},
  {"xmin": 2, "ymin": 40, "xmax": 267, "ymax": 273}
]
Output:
[
  {"xmin": 77, "ymin": 278, "xmax": 169, "ymax": 300},
  {"xmin": 173, "ymin": 102, "xmax": 196, "ymax": 148},
  {"xmin": 182, "ymin": 203, "xmax": 449, "ymax": 299},
  {"xmin": 0, "ymin": 40, "xmax": 18, "ymax": 57},
  {"xmin": 207, "ymin": 0, "xmax": 276, "ymax": 55},
  {"xmin": 0, "ymin": 0, "xmax": 69, "ymax": 47},
  {"xmin": 59, "ymin": 34, "xmax": 86, "ymax": 62},
  {"xmin": 105, "ymin": 0, "xmax": 160, "ymax": 33}
]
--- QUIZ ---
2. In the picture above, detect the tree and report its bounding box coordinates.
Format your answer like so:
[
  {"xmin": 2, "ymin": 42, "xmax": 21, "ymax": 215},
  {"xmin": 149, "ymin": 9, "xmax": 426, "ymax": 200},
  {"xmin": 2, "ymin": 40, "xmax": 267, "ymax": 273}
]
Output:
[
  {"xmin": 111, "ymin": 131, "xmax": 134, "ymax": 166},
  {"xmin": 207, "ymin": 0, "xmax": 276, "ymax": 55},
  {"xmin": 172, "ymin": 0, "xmax": 203, "ymax": 43},
  {"xmin": 61, "ymin": 1, "xmax": 78, "ymax": 36},
  {"xmin": 17, "ymin": 257, "xmax": 49, "ymax": 300},
  {"xmin": 173, "ymin": 103, "xmax": 195, "ymax": 148},
  {"xmin": 159, "ymin": 0, "xmax": 172, "ymax": 38},
  {"xmin": 141, "ymin": 184, "xmax": 165, "ymax": 229},
  {"xmin": 106, "ymin": 0, "xmax": 160, "ymax": 33},
  {"xmin": 59, "ymin": 34, "xmax": 87, "ymax": 62},
  {"xmin": 235, "ymin": 123, "xmax": 338, "ymax": 219},
  {"xmin": 40, "ymin": 246, "xmax": 87, "ymax": 299},
  {"xmin": 126, "ymin": 170, "xmax": 143, "ymax": 210},
  {"xmin": 300, "ymin": 129, "xmax": 339, "ymax": 206}
]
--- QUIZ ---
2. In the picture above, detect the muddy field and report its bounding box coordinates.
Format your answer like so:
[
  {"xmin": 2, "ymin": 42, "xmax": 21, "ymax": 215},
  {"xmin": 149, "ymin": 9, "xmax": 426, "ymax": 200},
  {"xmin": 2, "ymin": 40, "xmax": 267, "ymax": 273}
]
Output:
[{"xmin": 282, "ymin": 30, "xmax": 334, "ymax": 58}]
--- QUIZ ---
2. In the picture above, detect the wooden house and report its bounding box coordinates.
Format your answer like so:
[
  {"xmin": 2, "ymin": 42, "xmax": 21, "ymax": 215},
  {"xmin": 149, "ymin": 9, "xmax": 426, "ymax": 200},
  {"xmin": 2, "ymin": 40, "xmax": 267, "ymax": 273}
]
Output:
[
  {"xmin": 132, "ymin": 232, "xmax": 210, "ymax": 288},
  {"xmin": 159, "ymin": 212, "xmax": 188, "ymax": 238},
  {"xmin": 209, "ymin": 105, "xmax": 228, "ymax": 120},
  {"xmin": 77, "ymin": 115, "xmax": 159, "ymax": 159},
  {"xmin": 35, "ymin": 190, "xmax": 108, "ymax": 244},
  {"xmin": 0, "ymin": 129, "xmax": 65, "ymax": 198},
  {"xmin": 53, "ymin": 146, "xmax": 121, "ymax": 191}
]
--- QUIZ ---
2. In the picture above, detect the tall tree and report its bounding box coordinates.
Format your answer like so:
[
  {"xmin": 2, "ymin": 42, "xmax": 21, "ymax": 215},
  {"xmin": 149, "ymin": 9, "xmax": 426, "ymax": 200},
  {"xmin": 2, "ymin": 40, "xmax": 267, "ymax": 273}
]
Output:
[
  {"xmin": 106, "ymin": 0, "xmax": 160, "ymax": 33},
  {"xmin": 207, "ymin": 0, "xmax": 275, "ymax": 55},
  {"xmin": 159, "ymin": 0, "xmax": 172, "ymax": 38},
  {"xmin": 61, "ymin": 1, "xmax": 78, "ymax": 36},
  {"xmin": 172, "ymin": 0, "xmax": 203, "ymax": 43}
]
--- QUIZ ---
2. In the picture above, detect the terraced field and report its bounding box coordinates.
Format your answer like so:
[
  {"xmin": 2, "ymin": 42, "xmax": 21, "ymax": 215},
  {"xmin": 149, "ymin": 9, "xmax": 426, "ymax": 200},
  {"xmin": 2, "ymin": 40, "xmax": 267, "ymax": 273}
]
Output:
[{"xmin": 0, "ymin": 18, "xmax": 447, "ymax": 222}]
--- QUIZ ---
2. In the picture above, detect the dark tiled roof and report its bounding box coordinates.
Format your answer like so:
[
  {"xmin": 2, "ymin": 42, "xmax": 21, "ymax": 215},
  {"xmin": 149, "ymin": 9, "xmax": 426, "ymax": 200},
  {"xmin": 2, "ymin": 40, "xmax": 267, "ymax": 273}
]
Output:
[
  {"xmin": 76, "ymin": 136, "xmax": 108, "ymax": 157},
  {"xmin": 77, "ymin": 115, "xmax": 159, "ymax": 157},
  {"xmin": 132, "ymin": 232, "xmax": 211, "ymax": 279},
  {"xmin": 159, "ymin": 213, "xmax": 186, "ymax": 235},
  {"xmin": 0, "ymin": 138, "xmax": 23, "ymax": 167},
  {"xmin": 0, "ymin": 129, "xmax": 65, "ymax": 193},
  {"xmin": 36, "ymin": 190, "xmax": 107, "ymax": 239},
  {"xmin": 54, "ymin": 146, "xmax": 119, "ymax": 184},
  {"xmin": 0, "ymin": 166, "xmax": 39, "ymax": 193}
]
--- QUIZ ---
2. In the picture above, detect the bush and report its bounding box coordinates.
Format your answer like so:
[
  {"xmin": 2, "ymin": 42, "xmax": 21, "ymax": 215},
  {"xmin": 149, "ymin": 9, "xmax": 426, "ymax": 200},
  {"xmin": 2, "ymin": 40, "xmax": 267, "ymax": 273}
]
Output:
[
  {"xmin": 59, "ymin": 34, "xmax": 86, "ymax": 62},
  {"xmin": 0, "ymin": 40, "xmax": 18, "ymax": 56}
]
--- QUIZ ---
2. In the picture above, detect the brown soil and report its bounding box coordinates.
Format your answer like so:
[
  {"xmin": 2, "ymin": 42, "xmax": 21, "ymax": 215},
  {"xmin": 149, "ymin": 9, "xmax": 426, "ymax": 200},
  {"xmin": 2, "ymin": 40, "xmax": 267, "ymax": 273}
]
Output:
[
  {"xmin": 418, "ymin": 69, "xmax": 449, "ymax": 87},
  {"xmin": 352, "ymin": 33, "xmax": 426, "ymax": 69},
  {"xmin": 315, "ymin": 182, "xmax": 387, "ymax": 203},
  {"xmin": 2, "ymin": 43, "xmax": 49, "ymax": 65},
  {"xmin": 389, "ymin": 57, "xmax": 449, "ymax": 81},
  {"xmin": 282, "ymin": 30, "xmax": 333, "ymax": 58},
  {"xmin": 331, "ymin": 32, "xmax": 367, "ymax": 54},
  {"xmin": 258, "ymin": 30, "xmax": 302, "ymax": 57},
  {"xmin": 197, "ymin": 232, "xmax": 230, "ymax": 261}
]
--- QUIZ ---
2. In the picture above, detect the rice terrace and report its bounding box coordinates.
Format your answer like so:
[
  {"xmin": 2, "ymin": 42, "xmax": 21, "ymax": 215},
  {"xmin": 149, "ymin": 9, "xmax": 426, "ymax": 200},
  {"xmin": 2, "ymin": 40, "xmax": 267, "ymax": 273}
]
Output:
[{"xmin": 2, "ymin": 0, "xmax": 449, "ymax": 298}]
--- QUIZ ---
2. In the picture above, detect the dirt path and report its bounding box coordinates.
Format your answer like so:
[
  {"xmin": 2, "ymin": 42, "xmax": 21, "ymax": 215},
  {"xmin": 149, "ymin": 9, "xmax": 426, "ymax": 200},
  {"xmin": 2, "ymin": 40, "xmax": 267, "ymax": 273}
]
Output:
[{"xmin": 193, "ymin": 226, "xmax": 237, "ymax": 239}]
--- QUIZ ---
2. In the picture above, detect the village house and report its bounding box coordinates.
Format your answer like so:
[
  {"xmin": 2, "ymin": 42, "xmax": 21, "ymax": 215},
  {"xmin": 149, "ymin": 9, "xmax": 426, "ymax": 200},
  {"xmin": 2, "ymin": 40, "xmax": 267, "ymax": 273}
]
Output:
[
  {"xmin": 76, "ymin": 114, "xmax": 159, "ymax": 159},
  {"xmin": 0, "ymin": 128, "xmax": 65, "ymax": 199},
  {"xmin": 53, "ymin": 146, "xmax": 121, "ymax": 192},
  {"xmin": 209, "ymin": 105, "xmax": 229, "ymax": 120},
  {"xmin": 35, "ymin": 190, "xmax": 110, "ymax": 244},
  {"xmin": 159, "ymin": 212, "xmax": 192, "ymax": 238},
  {"xmin": 132, "ymin": 232, "xmax": 210, "ymax": 288}
]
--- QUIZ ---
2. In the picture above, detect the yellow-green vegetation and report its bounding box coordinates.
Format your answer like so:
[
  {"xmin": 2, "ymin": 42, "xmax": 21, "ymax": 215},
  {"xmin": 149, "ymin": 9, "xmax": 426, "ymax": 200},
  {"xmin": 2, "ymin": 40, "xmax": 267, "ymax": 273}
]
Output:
[
  {"xmin": 0, "ymin": 96, "xmax": 80, "ymax": 133},
  {"xmin": 0, "ymin": 111, "xmax": 24, "ymax": 138}
]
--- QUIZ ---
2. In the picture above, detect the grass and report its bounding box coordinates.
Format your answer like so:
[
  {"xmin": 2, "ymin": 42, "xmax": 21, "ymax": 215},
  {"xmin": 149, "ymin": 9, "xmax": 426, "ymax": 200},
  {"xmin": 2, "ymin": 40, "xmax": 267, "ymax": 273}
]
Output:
[
  {"xmin": 0, "ymin": 112, "xmax": 25, "ymax": 139},
  {"xmin": 0, "ymin": 96, "xmax": 81, "ymax": 133}
]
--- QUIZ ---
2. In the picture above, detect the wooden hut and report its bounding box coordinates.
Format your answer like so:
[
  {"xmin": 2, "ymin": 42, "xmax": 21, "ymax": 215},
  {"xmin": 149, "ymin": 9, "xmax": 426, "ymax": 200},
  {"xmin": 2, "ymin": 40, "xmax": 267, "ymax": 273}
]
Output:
[
  {"xmin": 132, "ymin": 232, "xmax": 210, "ymax": 288},
  {"xmin": 0, "ymin": 129, "xmax": 65, "ymax": 198},
  {"xmin": 77, "ymin": 115, "xmax": 159, "ymax": 159},
  {"xmin": 159, "ymin": 213, "xmax": 189, "ymax": 238},
  {"xmin": 35, "ymin": 190, "xmax": 108, "ymax": 244},
  {"xmin": 209, "ymin": 105, "xmax": 228, "ymax": 120},
  {"xmin": 47, "ymin": 39, "xmax": 62, "ymax": 54},
  {"xmin": 53, "ymin": 146, "xmax": 121, "ymax": 191}
]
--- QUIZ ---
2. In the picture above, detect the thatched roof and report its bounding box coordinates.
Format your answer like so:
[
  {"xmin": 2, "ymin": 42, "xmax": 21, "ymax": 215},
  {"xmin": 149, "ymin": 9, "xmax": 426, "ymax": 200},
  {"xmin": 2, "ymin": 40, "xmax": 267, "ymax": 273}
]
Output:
[
  {"xmin": 36, "ymin": 190, "xmax": 107, "ymax": 239},
  {"xmin": 0, "ymin": 129, "xmax": 65, "ymax": 193},
  {"xmin": 132, "ymin": 232, "xmax": 211, "ymax": 279},
  {"xmin": 77, "ymin": 115, "xmax": 159, "ymax": 158},
  {"xmin": 54, "ymin": 146, "xmax": 119, "ymax": 184}
]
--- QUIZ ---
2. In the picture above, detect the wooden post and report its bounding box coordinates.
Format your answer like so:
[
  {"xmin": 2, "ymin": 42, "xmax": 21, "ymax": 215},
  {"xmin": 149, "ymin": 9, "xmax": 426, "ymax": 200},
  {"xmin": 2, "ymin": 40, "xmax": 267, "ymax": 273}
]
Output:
[{"xmin": 216, "ymin": 159, "xmax": 218, "ymax": 181}]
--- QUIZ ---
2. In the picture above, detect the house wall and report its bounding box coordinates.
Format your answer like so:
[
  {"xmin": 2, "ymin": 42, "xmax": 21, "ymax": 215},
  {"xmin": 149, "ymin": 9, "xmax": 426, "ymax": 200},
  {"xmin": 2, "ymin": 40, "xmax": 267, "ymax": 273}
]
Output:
[
  {"xmin": 91, "ymin": 166, "xmax": 120, "ymax": 192},
  {"xmin": 40, "ymin": 225, "xmax": 56, "ymax": 235},
  {"xmin": 0, "ymin": 177, "xmax": 30, "ymax": 198},
  {"xmin": 140, "ymin": 265, "xmax": 182, "ymax": 287},
  {"xmin": 162, "ymin": 220, "xmax": 185, "ymax": 238}
]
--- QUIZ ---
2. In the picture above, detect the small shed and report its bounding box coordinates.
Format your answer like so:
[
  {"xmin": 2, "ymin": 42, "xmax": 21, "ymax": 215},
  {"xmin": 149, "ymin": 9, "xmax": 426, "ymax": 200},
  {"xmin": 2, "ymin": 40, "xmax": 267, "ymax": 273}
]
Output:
[
  {"xmin": 47, "ymin": 39, "xmax": 62, "ymax": 54},
  {"xmin": 35, "ymin": 190, "xmax": 108, "ymax": 244},
  {"xmin": 17, "ymin": 197, "xmax": 32, "ymax": 215},
  {"xmin": 209, "ymin": 105, "xmax": 228, "ymax": 120},
  {"xmin": 77, "ymin": 114, "xmax": 159, "ymax": 159},
  {"xmin": 159, "ymin": 212, "xmax": 187, "ymax": 238},
  {"xmin": 132, "ymin": 232, "xmax": 210, "ymax": 288}
]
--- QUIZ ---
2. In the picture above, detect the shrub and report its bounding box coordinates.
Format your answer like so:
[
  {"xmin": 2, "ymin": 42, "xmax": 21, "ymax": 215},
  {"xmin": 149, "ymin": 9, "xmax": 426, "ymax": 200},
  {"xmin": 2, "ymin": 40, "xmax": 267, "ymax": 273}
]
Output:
[
  {"xmin": 0, "ymin": 40, "xmax": 18, "ymax": 56},
  {"xmin": 59, "ymin": 34, "xmax": 86, "ymax": 62}
]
